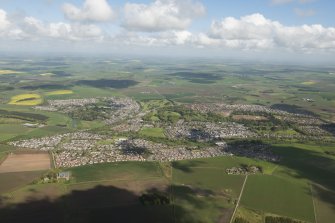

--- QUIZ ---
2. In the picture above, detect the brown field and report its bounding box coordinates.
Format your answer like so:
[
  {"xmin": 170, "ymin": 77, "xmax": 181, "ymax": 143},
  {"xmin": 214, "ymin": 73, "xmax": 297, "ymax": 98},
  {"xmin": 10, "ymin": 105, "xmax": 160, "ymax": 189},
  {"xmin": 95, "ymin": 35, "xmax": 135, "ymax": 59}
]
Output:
[
  {"xmin": 0, "ymin": 171, "xmax": 45, "ymax": 194},
  {"xmin": 232, "ymin": 115, "xmax": 268, "ymax": 121},
  {"xmin": 0, "ymin": 153, "xmax": 50, "ymax": 173}
]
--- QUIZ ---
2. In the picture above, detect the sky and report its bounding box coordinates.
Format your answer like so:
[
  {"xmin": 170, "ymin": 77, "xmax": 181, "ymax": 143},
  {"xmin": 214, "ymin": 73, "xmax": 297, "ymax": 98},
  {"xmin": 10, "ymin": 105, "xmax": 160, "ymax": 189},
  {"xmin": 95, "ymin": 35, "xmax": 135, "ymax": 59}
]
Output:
[{"xmin": 0, "ymin": 0, "xmax": 334, "ymax": 62}]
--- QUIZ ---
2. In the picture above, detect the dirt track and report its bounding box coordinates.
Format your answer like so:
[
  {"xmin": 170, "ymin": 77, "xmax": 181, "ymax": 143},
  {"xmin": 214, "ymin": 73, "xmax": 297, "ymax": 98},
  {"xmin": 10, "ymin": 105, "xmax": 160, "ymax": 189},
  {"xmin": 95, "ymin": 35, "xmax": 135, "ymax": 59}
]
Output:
[{"xmin": 0, "ymin": 153, "xmax": 50, "ymax": 173}]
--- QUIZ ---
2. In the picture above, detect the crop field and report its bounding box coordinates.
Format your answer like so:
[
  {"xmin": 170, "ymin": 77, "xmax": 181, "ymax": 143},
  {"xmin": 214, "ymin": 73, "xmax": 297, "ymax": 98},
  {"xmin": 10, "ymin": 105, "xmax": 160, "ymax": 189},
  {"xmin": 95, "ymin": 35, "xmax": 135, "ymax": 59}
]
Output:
[
  {"xmin": 240, "ymin": 175, "xmax": 315, "ymax": 222},
  {"xmin": 0, "ymin": 70, "xmax": 22, "ymax": 75},
  {"xmin": 0, "ymin": 171, "xmax": 45, "ymax": 194},
  {"xmin": 0, "ymin": 153, "xmax": 51, "ymax": 173},
  {"xmin": 69, "ymin": 161, "xmax": 163, "ymax": 183},
  {"xmin": 45, "ymin": 90, "xmax": 74, "ymax": 96},
  {"xmin": 8, "ymin": 93, "xmax": 43, "ymax": 106}
]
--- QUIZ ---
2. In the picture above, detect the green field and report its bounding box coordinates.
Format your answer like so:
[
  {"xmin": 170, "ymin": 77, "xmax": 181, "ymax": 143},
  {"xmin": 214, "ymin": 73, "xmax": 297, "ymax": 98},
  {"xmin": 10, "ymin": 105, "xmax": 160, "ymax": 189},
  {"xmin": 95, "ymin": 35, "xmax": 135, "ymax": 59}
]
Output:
[
  {"xmin": 139, "ymin": 127, "xmax": 166, "ymax": 138},
  {"xmin": 68, "ymin": 161, "xmax": 163, "ymax": 183},
  {"xmin": 240, "ymin": 175, "xmax": 315, "ymax": 222}
]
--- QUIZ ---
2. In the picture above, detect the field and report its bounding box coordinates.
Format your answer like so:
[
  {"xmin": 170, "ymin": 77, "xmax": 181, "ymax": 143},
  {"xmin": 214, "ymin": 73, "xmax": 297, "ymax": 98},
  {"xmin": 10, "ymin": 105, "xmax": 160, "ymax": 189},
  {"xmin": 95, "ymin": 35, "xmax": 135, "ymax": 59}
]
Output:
[
  {"xmin": 139, "ymin": 127, "xmax": 166, "ymax": 138},
  {"xmin": 0, "ymin": 70, "xmax": 22, "ymax": 75},
  {"xmin": 0, "ymin": 57, "xmax": 334, "ymax": 223},
  {"xmin": 45, "ymin": 90, "xmax": 74, "ymax": 96},
  {"xmin": 69, "ymin": 162, "xmax": 163, "ymax": 183},
  {"xmin": 0, "ymin": 153, "xmax": 51, "ymax": 173},
  {"xmin": 0, "ymin": 171, "xmax": 45, "ymax": 194},
  {"xmin": 8, "ymin": 93, "xmax": 43, "ymax": 106},
  {"xmin": 240, "ymin": 175, "xmax": 315, "ymax": 222}
]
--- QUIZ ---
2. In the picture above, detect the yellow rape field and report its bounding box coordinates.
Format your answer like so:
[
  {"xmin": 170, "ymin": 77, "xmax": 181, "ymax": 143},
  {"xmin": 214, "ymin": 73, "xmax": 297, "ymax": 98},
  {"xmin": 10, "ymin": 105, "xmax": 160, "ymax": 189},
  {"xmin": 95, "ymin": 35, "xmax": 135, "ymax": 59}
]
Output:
[
  {"xmin": 8, "ymin": 93, "xmax": 43, "ymax": 106},
  {"xmin": 0, "ymin": 70, "xmax": 23, "ymax": 75},
  {"xmin": 46, "ymin": 90, "xmax": 74, "ymax": 96},
  {"xmin": 301, "ymin": 81, "xmax": 316, "ymax": 85}
]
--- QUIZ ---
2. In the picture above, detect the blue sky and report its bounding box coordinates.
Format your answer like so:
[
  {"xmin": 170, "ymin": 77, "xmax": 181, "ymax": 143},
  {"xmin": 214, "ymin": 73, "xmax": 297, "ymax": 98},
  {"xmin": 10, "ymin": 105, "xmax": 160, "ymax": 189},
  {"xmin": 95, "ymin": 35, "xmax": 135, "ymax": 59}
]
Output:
[{"xmin": 0, "ymin": 0, "xmax": 334, "ymax": 61}]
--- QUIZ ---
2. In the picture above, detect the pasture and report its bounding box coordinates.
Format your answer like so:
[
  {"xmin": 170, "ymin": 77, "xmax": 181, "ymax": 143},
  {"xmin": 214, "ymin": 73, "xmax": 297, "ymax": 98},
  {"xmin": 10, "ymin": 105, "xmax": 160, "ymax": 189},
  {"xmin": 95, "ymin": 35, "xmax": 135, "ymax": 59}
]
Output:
[
  {"xmin": 240, "ymin": 175, "xmax": 315, "ymax": 222},
  {"xmin": 69, "ymin": 161, "xmax": 163, "ymax": 183},
  {"xmin": 0, "ymin": 153, "xmax": 51, "ymax": 173},
  {"xmin": 139, "ymin": 127, "xmax": 166, "ymax": 138}
]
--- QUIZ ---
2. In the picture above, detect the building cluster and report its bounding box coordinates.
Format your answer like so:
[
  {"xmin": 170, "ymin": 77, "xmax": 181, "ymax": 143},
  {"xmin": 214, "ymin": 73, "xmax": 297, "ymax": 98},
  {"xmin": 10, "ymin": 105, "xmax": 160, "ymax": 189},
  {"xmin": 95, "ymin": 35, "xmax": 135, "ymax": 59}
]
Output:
[
  {"xmin": 274, "ymin": 115, "xmax": 324, "ymax": 125},
  {"xmin": 226, "ymin": 165, "xmax": 261, "ymax": 175},
  {"xmin": 9, "ymin": 131, "xmax": 232, "ymax": 167},
  {"xmin": 34, "ymin": 97, "xmax": 140, "ymax": 125},
  {"xmin": 10, "ymin": 132, "xmax": 103, "ymax": 151},
  {"xmin": 225, "ymin": 142, "xmax": 280, "ymax": 162},
  {"xmin": 166, "ymin": 121, "xmax": 255, "ymax": 141},
  {"xmin": 186, "ymin": 103, "xmax": 290, "ymax": 116},
  {"xmin": 34, "ymin": 98, "xmax": 99, "ymax": 112}
]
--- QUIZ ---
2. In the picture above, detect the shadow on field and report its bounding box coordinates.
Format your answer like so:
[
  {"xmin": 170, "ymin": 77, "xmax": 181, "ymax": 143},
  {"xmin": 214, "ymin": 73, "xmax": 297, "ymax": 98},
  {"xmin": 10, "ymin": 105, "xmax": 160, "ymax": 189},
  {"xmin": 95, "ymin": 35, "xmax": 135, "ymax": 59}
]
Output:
[
  {"xmin": 166, "ymin": 72, "xmax": 222, "ymax": 84},
  {"xmin": 172, "ymin": 160, "xmax": 205, "ymax": 173},
  {"xmin": 270, "ymin": 104, "xmax": 318, "ymax": 117},
  {"xmin": 320, "ymin": 123, "xmax": 335, "ymax": 137},
  {"xmin": 274, "ymin": 145, "xmax": 335, "ymax": 210},
  {"xmin": 76, "ymin": 79, "xmax": 139, "ymax": 89},
  {"xmin": 0, "ymin": 185, "xmax": 197, "ymax": 223}
]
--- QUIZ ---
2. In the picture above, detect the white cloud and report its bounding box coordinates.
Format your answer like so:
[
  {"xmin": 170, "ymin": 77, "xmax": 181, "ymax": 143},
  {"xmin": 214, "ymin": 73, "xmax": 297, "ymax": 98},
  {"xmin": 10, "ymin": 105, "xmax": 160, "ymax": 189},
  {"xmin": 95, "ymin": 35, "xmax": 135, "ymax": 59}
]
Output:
[
  {"xmin": 0, "ymin": 9, "xmax": 10, "ymax": 31},
  {"xmin": 22, "ymin": 16, "xmax": 103, "ymax": 41},
  {"xmin": 271, "ymin": 0, "xmax": 315, "ymax": 5},
  {"xmin": 62, "ymin": 0, "xmax": 114, "ymax": 22},
  {"xmin": 205, "ymin": 13, "xmax": 335, "ymax": 52},
  {"xmin": 123, "ymin": 0, "xmax": 205, "ymax": 32}
]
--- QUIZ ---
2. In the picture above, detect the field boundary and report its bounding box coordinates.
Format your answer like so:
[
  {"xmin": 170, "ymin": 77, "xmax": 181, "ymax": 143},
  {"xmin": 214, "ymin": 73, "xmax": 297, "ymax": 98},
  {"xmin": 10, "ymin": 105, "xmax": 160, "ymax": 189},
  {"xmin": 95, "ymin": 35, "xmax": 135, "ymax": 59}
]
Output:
[
  {"xmin": 309, "ymin": 183, "xmax": 318, "ymax": 223},
  {"xmin": 230, "ymin": 175, "xmax": 248, "ymax": 223}
]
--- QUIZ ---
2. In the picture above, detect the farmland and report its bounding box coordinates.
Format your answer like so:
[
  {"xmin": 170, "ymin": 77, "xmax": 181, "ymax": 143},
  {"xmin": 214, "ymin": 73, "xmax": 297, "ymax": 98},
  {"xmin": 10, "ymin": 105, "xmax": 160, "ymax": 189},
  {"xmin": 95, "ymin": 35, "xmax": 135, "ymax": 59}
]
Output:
[
  {"xmin": 0, "ymin": 152, "xmax": 51, "ymax": 173},
  {"xmin": 8, "ymin": 93, "xmax": 43, "ymax": 106},
  {"xmin": 0, "ymin": 56, "xmax": 334, "ymax": 223}
]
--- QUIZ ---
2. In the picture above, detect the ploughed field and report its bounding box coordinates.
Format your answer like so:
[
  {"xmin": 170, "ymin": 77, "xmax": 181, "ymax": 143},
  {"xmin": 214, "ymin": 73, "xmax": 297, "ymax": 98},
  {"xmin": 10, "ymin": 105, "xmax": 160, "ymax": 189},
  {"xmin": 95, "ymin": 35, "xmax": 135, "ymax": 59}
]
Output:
[{"xmin": 0, "ymin": 153, "xmax": 51, "ymax": 173}]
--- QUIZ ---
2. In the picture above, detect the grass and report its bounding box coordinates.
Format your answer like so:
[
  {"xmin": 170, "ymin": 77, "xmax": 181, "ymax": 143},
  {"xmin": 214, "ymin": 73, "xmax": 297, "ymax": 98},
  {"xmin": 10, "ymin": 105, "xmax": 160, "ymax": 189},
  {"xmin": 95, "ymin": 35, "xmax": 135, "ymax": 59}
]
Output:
[
  {"xmin": 139, "ymin": 127, "xmax": 166, "ymax": 138},
  {"xmin": 45, "ymin": 90, "xmax": 74, "ymax": 96},
  {"xmin": 240, "ymin": 175, "xmax": 315, "ymax": 222},
  {"xmin": 173, "ymin": 167, "xmax": 244, "ymax": 198},
  {"xmin": 234, "ymin": 206, "xmax": 263, "ymax": 223},
  {"xmin": 312, "ymin": 184, "xmax": 335, "ymax": 223},
  {"xmin": 8, "ymin": 93, "xmax": 43, "ymax": 106},
  {"xmin": 68, "ymin": 161, "xmax": 163, "ymax": 183},
  {"xmin": 0, "ymin": 124, "xmax": 31, "ymax": 142},
  {"xmin": 170, "ymin": 156, "xmax": 277, "ymax": 197}
]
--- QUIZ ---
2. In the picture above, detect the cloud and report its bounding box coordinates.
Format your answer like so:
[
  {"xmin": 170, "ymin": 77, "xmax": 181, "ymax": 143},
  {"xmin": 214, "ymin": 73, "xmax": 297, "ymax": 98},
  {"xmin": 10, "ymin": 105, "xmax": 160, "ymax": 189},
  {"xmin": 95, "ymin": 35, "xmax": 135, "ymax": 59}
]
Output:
[
  {"xmin": 205, "ymin": 13, "xmax": 335, "ymax": 52},
  {"xmin": 294, "ymin": 8, "xmax": 316, "ymax": 17},
  {"xmin": 62, "ymin": 0, "xmax": 114, "ymax": 22},
  {"xmin": 271, "ymin": 0, "xmax": 315, "ymax": 5},
  {"xmin": 123, "ymin": 0, "xmax": 205, "ymax": 32},
  {"xmin": 271, "ymin": 0, "xmax": 293, "ymax": 5},
  {"xmin": 21, "ymin": 16, "xmax": 103, "ymax": 41},
  {"xmin": 0, "ymin": 9, "xmax": 10, "ymax": 31}
]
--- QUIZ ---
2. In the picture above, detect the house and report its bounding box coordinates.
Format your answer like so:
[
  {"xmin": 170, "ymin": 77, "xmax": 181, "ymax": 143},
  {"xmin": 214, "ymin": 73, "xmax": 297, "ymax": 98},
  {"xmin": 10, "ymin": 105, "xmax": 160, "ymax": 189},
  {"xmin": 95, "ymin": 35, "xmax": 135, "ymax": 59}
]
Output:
[{"xmin": 57, "ymin": 171, "xmax": 71, "ymax": 181}]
